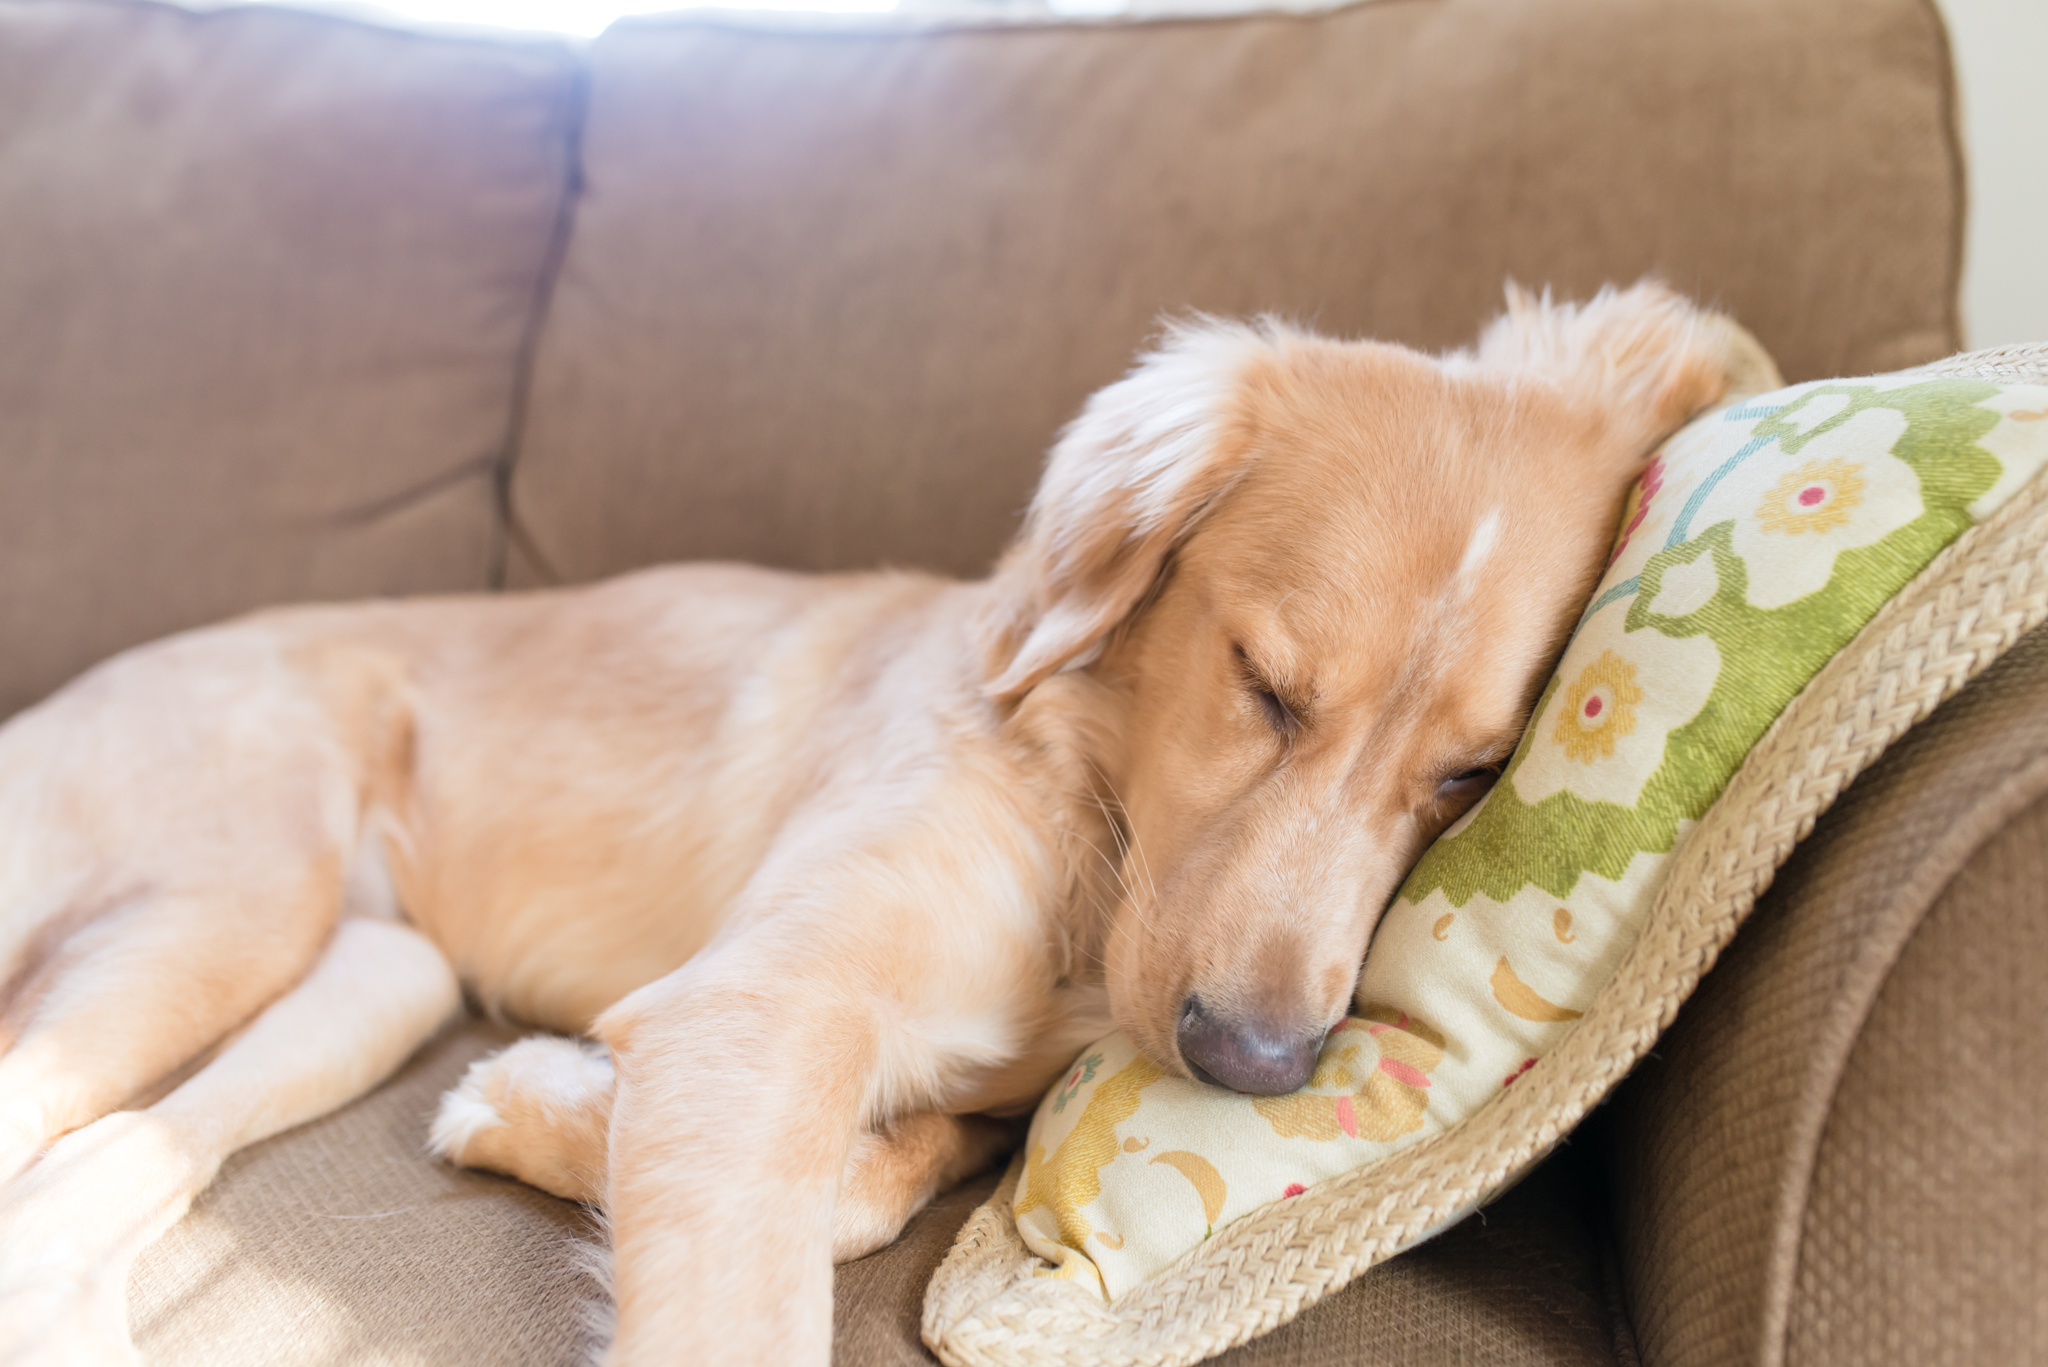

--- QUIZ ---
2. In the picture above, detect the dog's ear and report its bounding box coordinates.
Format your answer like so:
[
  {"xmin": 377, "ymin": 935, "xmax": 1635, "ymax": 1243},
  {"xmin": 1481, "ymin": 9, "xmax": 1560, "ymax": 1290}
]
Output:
[
  {"xmin": 976, "ymin": 320, "xmax": 1275, "ymax": 703},
  {"xmin": 1473, "ymin": 280, "xmax": 1784, "ymax": 458}
]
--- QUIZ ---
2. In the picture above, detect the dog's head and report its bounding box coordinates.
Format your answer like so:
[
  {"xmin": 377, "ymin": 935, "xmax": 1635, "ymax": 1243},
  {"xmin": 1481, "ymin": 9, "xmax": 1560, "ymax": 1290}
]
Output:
[{"xmin": 979, "ymin": 282, "xmax": 1779, "ymax": 1094}]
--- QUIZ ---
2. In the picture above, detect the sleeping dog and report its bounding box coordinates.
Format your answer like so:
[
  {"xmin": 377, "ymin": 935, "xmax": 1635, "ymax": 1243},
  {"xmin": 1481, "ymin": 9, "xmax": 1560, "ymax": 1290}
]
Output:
[{"xmin": 0, "ymin": 283, "xmax": 1775, "ymax": 1365}]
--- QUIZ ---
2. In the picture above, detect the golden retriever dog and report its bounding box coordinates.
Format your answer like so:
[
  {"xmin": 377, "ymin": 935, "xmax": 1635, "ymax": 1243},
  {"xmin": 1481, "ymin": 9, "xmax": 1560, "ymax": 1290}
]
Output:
[{"xmin": 0, "ymin": 283, "xmax": 1775, "ymax": 1365}]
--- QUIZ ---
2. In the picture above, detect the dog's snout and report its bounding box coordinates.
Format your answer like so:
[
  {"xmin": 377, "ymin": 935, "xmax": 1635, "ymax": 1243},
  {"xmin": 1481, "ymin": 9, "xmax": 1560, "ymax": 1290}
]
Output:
[{"xmin": 1175, "ymin": 995, "xmax": 1322, "ymax": 1095}]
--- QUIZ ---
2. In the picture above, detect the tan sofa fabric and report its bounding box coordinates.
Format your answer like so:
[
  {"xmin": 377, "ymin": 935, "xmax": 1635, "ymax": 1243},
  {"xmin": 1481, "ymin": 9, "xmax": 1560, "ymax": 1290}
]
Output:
[
  {"xmin": 0, "ymin": 0, "xmax": 579, "ymax": 718},
  {"xmin": 507, "ymin": 0, "xmax": 1961, "ymax": 588},
  {"xmin": 129, "ymin": 1021, "xmax": 601, "ymax": 1367},
  {"xmin": 127, "ymin": 1016, "xmax": 1627, "ymax": 1366},
  {"xmin": 1598, "ymin": 622, "xmax": 2048, "ymax": 1367},
  {"xmin": 1784, "ymin": 796, "xmax": 2048, "ymax": 1366}
]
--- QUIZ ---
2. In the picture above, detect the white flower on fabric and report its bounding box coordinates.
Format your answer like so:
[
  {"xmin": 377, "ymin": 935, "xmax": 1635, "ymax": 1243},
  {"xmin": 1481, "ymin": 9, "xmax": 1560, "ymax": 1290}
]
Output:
[
  {"xmin": 1644, "ymin": 551, "xmax": 1720, "ymax": 619},
  {"xmin": 1681, "ymin": 405, "xmax": 1922, "ymax": 610},
  {"xmin": 1511, "ymin": 623, "xmax": 1720, "ymax": 809}
]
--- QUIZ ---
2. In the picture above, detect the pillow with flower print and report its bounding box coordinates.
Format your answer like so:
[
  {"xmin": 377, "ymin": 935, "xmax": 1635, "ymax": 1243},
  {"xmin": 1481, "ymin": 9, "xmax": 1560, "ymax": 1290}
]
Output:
[{"xmin": 995, "ymin": 368, "xmax": 2048, "ymax": 1303}]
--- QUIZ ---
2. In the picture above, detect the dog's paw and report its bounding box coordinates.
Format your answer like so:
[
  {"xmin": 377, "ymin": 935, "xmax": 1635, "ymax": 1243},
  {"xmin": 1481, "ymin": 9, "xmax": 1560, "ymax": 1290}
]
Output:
[{"xmin": 430, "ymin": 1036, "xmax": 613, "ymax": 1205}]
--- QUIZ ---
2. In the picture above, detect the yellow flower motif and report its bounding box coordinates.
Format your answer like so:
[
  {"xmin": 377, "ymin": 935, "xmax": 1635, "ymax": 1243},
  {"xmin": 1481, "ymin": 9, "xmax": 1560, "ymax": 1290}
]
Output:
[
  {"xmin": 1757, "ymin": 456, "xmax": 1866, "ymax": 535},
  {"xmin": 1553, "ymin": 650, "xmax": 1643, "ymax": 763}
]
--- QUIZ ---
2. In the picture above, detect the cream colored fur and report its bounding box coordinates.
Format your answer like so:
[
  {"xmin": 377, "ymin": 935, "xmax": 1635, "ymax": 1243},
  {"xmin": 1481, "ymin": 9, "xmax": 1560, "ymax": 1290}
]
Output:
[{"xmin": 0, "ymin": 283, "xmax": 1776, "ymax": 1365}]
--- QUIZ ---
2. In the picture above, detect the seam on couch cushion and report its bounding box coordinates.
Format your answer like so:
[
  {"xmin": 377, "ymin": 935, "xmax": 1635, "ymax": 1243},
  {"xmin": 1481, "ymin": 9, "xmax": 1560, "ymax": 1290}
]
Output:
[
  {"xmin": 0, "ymin": 0, "xmax": 583, "ymax": 716},
  {"xmin": 507, "ymin": 0, "xmax": 1966, "ymax": 592},
  {"xmin": 490, "ymin": 56, "xmax": 591, "ymax": 592},
  {"xmin": 1914, "ymin": 0, "xmax": 1968, "ymax": 361},
  {"xmin": 1596, "ymin": 1210, "xmax": 1646, "ymax": 1367}
]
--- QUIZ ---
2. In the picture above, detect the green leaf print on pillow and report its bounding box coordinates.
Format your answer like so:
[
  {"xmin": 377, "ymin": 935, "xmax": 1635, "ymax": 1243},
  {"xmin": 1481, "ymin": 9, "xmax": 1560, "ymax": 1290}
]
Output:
[{"xmin": 1400, "ymin": 378, "xmax": 2003, "ymax": 909}]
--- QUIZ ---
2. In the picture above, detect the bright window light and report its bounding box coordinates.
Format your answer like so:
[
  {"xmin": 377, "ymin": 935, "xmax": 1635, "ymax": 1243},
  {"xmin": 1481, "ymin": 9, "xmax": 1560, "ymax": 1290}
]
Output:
[{"xmin": 263, "ymin": 0, "xmax": 897, "ymax": 38}]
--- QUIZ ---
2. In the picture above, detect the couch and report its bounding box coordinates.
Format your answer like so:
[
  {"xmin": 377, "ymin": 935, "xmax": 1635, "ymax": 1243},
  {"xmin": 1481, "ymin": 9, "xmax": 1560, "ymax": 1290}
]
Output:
[{"xmin": 5, "ymin": 0, "xmax": 2036, "ymax": 1361}]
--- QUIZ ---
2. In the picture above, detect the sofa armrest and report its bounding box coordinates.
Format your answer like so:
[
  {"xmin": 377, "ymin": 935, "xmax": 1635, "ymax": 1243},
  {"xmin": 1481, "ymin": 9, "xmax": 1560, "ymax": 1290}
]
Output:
[{"xmin": 1595, "ymin": 621, "xmax": 2048, "ymax": 1367}]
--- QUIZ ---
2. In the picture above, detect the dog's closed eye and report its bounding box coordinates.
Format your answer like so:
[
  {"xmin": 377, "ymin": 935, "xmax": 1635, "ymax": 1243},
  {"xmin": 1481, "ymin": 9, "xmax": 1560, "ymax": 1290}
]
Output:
[
  {"xmin": 1434, "ymin": 767, "xmax": 1499, "ymax": 811},
  {"xmin": 1233, "ymin": 644, "xmax": 1302, "ymax": 737}
]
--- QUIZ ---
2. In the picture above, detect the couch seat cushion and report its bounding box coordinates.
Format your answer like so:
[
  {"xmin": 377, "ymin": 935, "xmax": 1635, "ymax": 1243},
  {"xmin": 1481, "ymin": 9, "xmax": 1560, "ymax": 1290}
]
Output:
[{"xmin": 129, "ymin": 1016, "xmax": 1626, "ymax": 1366}]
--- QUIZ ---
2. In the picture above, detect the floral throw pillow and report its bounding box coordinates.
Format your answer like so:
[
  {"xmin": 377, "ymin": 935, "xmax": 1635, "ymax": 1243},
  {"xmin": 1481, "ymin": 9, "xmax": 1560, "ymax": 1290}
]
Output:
[{"xmin": 1012, "ymin": 372, "xmax": 2048, "ymax": 1300}]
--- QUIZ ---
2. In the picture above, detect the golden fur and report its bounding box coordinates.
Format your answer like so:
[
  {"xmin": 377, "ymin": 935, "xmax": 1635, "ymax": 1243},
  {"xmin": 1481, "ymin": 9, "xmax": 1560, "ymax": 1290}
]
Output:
[{"xmin": 0, "ymin": 283, "xmax": 1776, "ymax": 1365}]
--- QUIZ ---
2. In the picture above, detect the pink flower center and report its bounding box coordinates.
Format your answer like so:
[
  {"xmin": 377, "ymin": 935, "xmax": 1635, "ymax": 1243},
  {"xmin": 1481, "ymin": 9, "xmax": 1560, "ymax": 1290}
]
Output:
[
  {"xmin": 1583, "ymin": 696, "xmax": 1603, "ymax": 718},
  {"xmin": 1798, "ymin": 485, "xmax": 1826, "ymax": 507}
]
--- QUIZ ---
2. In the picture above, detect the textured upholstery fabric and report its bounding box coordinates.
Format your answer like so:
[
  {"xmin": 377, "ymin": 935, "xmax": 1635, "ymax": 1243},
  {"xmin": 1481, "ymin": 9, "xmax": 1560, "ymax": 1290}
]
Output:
[
  {"xmin": 127, "ymin": 1017, "xmax": 1628, "ymax": 1366},
  {"xmin": 1597, "ymin": 622, "xmax": 2048, "ymax": 1367},
  {"xmin": 0, "ymin": 0, "xmax": 579, "ymax": 718},
  {"xmin": 130, "ymin": 1021, "xmax": 602, "ymax": 1367},
  {"xmin": 1196, "ymin": 1147, "xmax": 1635, "ymax": 1367},
  {"xmin": 1784, "ymin": 797, "xmax": 2048, "ymax": 1367},
  {"xmin": 505, "ymin": 0, "xmax": 1962, "ymax": 589}
]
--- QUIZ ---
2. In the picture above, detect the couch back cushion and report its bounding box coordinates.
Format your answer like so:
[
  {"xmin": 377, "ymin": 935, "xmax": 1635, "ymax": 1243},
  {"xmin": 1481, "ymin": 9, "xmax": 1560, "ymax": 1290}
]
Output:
[
  {"xmin": 507, "ymin": 0, "xmax": 1961, "ymax": 587},
  {"xmin": 0, "ymin": 0, "xmax": 578, "ymax": 717}
]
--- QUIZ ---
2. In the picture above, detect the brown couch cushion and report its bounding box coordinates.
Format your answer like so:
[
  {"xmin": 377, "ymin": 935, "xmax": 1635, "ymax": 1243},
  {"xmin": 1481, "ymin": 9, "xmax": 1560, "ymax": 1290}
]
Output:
[
  {"xmin": 506, "ymin": 0, "xmax": 1961, "ymax": 589},
  {"xmin": 129, "ymin": 1016, "xmax": 1628, "ymax": 1366},
  {"xmin": 130, "ymin": 1020, "xmax": 600, "ymax": 1366},
  {"xmin": 1597, "ymin": 620, "xmax": 2048, "ymax": 1367},
  {"xmin": 1180, "ymin": 1146, "xmax": 1634, "ymax": 1367},
  {"xmin": 1784, "ymin": 795, "xmax": 2048, "ymax": 1366},
  {"xmin": 0, "ymin": 0, "xmax": 579, "ymax": 718}
]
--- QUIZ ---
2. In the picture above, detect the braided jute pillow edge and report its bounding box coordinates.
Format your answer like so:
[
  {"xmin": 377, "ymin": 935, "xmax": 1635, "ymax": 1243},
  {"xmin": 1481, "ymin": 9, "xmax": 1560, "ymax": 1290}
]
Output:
[{"xmin": 922, "ymin": 344, "xmax": 2048, "ymax": 1367}]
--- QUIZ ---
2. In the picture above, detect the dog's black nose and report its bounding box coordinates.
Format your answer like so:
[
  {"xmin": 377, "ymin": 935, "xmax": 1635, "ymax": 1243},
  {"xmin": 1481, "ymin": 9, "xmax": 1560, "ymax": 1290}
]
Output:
[{"xmin": 1175, "ymin": 995, "xmax": 1321, "ymax": 1095}]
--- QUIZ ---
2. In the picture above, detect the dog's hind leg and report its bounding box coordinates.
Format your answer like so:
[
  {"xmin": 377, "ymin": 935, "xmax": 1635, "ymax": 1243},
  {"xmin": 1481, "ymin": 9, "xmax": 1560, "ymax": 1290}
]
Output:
[
  {"xmin": 0, "ymin": 630, "xmax": 410, "ymax": 1185},
  {"xmin": 0, "ymin": 876, "xmax": 339, "ymax": 1187},
  {"xmin": 830, "ymin": 1112, "xmax": 1016, "ymax": 1261},
  {"xmin": 0, "ymin": 917, "xmax": 459, "ymax": 1365},
  {"xmin": 431, "ymin": 1033, "xmax": 616, "ymax": 1205}
]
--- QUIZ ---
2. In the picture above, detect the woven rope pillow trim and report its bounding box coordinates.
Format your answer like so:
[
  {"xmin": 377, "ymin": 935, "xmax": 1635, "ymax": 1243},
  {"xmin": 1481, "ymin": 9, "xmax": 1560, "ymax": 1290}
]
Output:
[{"xmin": 921, "ymin": 344, "xmax": 2048, "ymax": 1367}]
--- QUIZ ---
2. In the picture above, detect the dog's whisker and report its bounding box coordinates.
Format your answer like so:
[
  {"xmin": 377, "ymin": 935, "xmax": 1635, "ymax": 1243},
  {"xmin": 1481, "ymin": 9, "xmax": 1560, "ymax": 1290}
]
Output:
[
  {"xmin": 1084, "ymin": 761, "xmax": 1163, "ymax": 915},
  {"xmin": 1074, "ymin": 762, "xmax": 1141, "ymax": 883},
  {"xmin": 1068, "ymin": 830, "xmax": 1150, "ymax": 941}
]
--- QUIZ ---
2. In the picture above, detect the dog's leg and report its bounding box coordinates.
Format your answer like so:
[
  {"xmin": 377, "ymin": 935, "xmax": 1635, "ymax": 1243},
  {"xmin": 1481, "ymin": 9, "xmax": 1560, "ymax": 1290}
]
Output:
[
  {"xmin": 431, "ymin": 1035, "xmax": 1011, "ymax": 1260},
  {"xmin": 593, "ymin": 952, "xmax": 880, "ymax": 1367},
  {"xmin": 0, "ymin": 880, "xmax": 338, "ymax": 1187},
  {"xmin": 0, "ymin": 918, "xmax": 459, "ymax": 1365},
  {"xmin": 832, "ymin": 1112, "xmax": 1015, "ymax": 1262}
]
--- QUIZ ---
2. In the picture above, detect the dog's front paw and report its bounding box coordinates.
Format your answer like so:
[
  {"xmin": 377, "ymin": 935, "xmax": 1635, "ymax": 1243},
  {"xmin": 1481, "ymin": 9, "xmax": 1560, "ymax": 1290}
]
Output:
[{"xmin": 430, "ymin": 1036, "xmax": 613, "ymax": 1205}]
